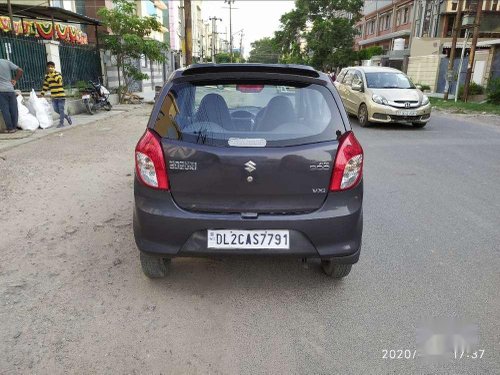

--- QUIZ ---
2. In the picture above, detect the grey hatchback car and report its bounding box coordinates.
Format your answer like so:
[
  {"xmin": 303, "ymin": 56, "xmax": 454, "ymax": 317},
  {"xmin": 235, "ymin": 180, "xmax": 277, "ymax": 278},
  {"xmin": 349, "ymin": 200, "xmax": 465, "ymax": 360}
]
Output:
[{"xmin": 133, "ymin": 64, "xmax": 363, "ymax": 279}]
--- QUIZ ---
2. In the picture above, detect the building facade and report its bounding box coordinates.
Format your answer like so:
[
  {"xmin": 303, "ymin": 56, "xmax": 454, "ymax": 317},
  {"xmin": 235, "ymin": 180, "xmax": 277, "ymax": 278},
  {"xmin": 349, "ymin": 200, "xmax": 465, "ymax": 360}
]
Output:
[
  {"xmin": 354, "ymin": 0, "xmax": 414, "ymax": 53},
  {"xmin": 355, "ymin": 0, "xmax": 500, "ymax": 53}
]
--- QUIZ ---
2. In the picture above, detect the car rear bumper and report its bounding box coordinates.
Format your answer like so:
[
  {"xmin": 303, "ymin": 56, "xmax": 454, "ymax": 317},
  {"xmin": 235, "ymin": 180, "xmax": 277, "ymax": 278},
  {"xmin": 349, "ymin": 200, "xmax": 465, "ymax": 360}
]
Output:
[
  {"xmin": 368, "ymin": 102, "xmax": 432, "ymax": 123},
  {"xmin": 133, "ymin": 179, "xmax": 363, "ymax": 262}
]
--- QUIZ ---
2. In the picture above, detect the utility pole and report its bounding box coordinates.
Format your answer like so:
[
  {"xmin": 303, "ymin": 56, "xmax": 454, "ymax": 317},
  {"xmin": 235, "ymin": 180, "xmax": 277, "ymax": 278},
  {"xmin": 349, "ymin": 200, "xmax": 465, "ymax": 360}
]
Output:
[
  {"xmin": 443, "ymin": 0, "xmax": 464, "ymax": 100},
  {"xmin": 224, "ymin": 0, "xmax": 235, "ymax": 62},
  {"xmin": 184, "ymin": 0, "xmax": 193, "ymax": 66},
  {"xmin": 7, "ymin": 0, "xmax": 14, "ymax": 35},
  {"xmin": 209, "ymin": 17, "xmax": 222, "ymax": 63},
  {"xmin": 462, "ymin": 0, "xmax": 483, "ymax": 102},
  {"xmin": 239, "ymin": 31, "xmax": 244, "ymax": 58}
]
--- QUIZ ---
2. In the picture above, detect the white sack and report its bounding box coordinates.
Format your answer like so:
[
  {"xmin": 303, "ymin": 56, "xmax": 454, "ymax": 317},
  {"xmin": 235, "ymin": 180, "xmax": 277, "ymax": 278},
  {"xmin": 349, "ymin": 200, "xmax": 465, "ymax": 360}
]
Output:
[
  {"xmin": 26, "ymin": 92, "xmax": 36, "ymax": 116},
  {"xmin": 29, "ymin": 89, "xmax": 52, "ymax": 129},
  {"xmin": 16, "ymin": 95, "xmax": 39, "ymax": 131}
]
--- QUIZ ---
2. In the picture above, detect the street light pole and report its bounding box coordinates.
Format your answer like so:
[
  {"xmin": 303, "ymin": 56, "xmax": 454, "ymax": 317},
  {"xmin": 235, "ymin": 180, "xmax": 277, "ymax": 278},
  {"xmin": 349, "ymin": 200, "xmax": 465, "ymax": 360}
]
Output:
[
  {"xmin": 455, "ymin": 28, "xmax": 470, "ymax": 103},
  {"xmin": 443, "ymin": 0, "xmax": 464, "ymax": 101},
  {"xmin": 462, "ymin": 0, "xmax": 483, "ymax": 102}
]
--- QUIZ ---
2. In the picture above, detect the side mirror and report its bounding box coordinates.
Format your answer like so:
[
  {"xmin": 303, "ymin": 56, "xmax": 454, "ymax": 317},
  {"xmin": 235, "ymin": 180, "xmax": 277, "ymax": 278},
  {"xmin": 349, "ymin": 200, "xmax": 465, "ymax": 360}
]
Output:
[
  {"xmin": 416, "ymin": 84, "xmax": 422, "ymax": 90},
  {"xmin": 351, "ymin": 83, "xmax": 363, "ymax": 92}
]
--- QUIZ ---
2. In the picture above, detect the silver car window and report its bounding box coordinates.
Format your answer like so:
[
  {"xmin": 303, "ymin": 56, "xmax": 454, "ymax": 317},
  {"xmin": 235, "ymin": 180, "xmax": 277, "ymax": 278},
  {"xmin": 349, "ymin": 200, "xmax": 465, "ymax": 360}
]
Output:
[
  {"xmin": 352, "ymin": 72, "xmax": 363, "ymax": 86},
  {"xmin": 343, "ymin": 70, "xmax": 354, "ymax": 86},
  {"xmin": 336, "ymin": 69, "xmax": 347, "ymax": 83},
  {"xmin": 365, "ymin": 72, "xmax": 414, "ymax": 89}
]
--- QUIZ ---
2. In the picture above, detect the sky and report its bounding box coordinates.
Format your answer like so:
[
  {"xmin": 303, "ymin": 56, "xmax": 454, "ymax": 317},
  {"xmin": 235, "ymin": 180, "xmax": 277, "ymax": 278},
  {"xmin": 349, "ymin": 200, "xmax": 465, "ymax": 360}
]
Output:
[{"xmin": 199, "ymin": 0, "xmax": 295, "ymax": 57}]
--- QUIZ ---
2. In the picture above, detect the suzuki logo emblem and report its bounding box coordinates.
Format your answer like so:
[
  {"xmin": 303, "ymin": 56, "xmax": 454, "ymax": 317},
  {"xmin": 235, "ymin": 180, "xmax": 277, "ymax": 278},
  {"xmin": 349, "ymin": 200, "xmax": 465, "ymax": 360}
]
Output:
[
  {"xmin": 244, "ymin": 160, "xmax": 256, "ymax": 173},
  {"xmin": 404, "ymin": 102, "xmax": 411, "ymax": 108}
]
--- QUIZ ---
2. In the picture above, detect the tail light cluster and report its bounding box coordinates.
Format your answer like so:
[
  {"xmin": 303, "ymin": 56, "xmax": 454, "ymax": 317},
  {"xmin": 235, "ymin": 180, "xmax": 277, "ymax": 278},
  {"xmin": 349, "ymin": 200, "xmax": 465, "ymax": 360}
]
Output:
[
  {"xmin": 330, "ymin": 131, "xmax": 364, "ymax": 191},
  {"xmin": 135, "ymin": 129, "xmax": 169, "ymax": 190},
  {"xmin": 135, "ymin": 128, "xmax": 362, "ymax": 193}
]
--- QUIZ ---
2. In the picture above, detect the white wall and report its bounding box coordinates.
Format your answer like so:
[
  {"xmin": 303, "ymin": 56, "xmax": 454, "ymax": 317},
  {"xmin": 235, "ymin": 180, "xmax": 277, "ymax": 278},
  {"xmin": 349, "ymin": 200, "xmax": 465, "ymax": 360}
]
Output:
[{"xmin": 406, "ymin": 54, "xmax": 443, "ymax": 92}]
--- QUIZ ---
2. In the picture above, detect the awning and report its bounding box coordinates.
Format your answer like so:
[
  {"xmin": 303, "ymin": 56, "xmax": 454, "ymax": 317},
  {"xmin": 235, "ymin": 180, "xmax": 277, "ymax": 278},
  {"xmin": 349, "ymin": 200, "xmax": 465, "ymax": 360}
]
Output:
[
  {"xmin": 358, "ymin": 30, "xmax": 410, "ymax": 46},
  {"xmin": 0, "ymin": 4, "xmax": 101, "ymax": 26}
]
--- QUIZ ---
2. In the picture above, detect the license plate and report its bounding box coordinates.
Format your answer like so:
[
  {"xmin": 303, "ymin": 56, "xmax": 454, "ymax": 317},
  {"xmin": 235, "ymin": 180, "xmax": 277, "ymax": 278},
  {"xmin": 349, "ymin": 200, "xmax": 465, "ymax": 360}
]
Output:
[
  {"xmin": 396, "ymin": 110, "xmax": 417, "ymax": 116},
  {"xmin": 82, "ymin": 94, "xmax": 90, "ymax": 99},
  {"xmin": 207, "ymin": 230, "xmax": 290, "ymax": 249}
]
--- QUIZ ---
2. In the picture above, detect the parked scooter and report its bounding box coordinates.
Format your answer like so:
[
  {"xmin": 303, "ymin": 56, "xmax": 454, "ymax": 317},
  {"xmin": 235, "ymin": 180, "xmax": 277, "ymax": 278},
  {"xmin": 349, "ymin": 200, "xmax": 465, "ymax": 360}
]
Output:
[{"xmin": 81, "ymin": 80, "xmax": 112, "ymax": 115}]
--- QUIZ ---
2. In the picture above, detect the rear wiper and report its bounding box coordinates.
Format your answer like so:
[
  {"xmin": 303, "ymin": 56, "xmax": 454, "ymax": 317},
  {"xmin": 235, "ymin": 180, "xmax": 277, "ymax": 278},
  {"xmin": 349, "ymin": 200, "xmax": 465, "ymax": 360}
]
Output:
[{"xmin": 195, "ymin": 127, "xmax": 210, "ymax": 145}]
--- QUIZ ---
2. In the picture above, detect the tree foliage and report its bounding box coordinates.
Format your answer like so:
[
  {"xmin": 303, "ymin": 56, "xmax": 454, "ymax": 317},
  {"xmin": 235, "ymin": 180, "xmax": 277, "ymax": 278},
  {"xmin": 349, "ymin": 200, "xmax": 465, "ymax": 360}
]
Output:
[
  {"xmin": 97, "ymin": 0, "xmax": 168, "ymax": 101},
  {"xmin": 357, "ymin": 46, "xmax": 383, "ymax": 61},
  {"xmin": 215, "ymin": 52, "xmax": 246, "ymax": 63},
  {"xmin": 250, "ymin": 0, "xmax": 363, "ymax": 70},
  {"xmin": 247, "ymin": 37, "xmax": 281, "ymax": 63}
]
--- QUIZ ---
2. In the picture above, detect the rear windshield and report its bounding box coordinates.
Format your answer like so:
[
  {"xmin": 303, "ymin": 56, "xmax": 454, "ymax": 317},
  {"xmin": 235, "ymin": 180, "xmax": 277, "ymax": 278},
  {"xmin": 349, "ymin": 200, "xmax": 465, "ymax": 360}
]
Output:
[{"xmin": 152, "ymin": 81, "xmax": 344, "ymax": 147}]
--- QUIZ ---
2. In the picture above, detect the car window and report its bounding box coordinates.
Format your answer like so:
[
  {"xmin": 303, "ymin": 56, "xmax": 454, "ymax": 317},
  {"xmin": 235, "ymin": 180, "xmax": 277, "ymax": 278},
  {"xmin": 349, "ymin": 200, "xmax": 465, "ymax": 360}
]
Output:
[
  {"xmin": 365, "ymin": 72, "xmax": 415, "ymax": 89},
  {"xmin": 352, "ymin": 72, "xmax": 363, "ymax": 86},
  {"xmin": 153, "ymin": 81, "xmax": 344, "ymax": 147},
  {"xmin": 343, "ymin": 70, "xmax": 354, "ymax": 86},
  {"xmin": 336, "ymin": 69, "xmax": 347, "ymax": 83}
]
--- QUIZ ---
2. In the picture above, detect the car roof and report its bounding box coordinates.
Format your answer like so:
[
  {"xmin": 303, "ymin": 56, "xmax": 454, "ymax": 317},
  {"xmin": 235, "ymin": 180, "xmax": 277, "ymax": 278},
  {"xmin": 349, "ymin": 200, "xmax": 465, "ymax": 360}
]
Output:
[
  {"xmin": 343, "ymin": 66, "xmax": 402, "ymax": 73},
  {"xmin": 172, "ymin": 63, "xmax": 322, "ymax": 80}
]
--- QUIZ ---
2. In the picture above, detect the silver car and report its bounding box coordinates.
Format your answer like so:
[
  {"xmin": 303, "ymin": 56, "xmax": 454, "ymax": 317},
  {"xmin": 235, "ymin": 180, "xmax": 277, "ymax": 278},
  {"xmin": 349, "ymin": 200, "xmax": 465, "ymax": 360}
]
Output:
[{"xmin": 335, "ymin": 66, "xmax": 431, "ymax": 128}]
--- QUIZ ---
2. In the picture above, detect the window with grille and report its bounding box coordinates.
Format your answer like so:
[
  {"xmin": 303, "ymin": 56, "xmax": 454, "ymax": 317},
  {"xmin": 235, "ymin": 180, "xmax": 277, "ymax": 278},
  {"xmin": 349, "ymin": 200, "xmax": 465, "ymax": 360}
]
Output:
[
  {"xmin": 385, "ymin": 13, "xmax": 392, "ymax": 29},
  {"xmin": 403, "ymin": 7, "xmax": 409, "ymax": 23}
]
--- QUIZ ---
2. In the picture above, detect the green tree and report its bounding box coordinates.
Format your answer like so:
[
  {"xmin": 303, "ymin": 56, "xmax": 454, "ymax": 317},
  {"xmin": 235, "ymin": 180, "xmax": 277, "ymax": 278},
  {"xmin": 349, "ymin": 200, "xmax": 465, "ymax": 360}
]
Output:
[
  {"xmin": 357, "ymin": 46, "xmax": 383, "ymax": 61},
  {"xmin": 98, "ymin": 0, "xmax": 168, "ymax": 102},
  {"xmin": 274, "ymin": 0, "xmax": 363, "ymax": 69},
  {"xmin": 215, "ymin": 52, "xmax": 246, "ymax": 63},
  {"xmin": 274, "ymin": 8, "xmax": 308, "ymax": 65},
  {"xmin": 248, "ymin": 37, "xmax": 281, "ymax": 63}
]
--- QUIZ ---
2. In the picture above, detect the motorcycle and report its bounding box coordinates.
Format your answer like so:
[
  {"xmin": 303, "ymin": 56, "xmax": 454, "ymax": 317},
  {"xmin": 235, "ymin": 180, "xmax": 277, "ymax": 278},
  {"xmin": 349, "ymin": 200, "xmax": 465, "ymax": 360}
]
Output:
[{"xmin": 81, "ymin": 80, "xmax": 112, "ymax": 115}]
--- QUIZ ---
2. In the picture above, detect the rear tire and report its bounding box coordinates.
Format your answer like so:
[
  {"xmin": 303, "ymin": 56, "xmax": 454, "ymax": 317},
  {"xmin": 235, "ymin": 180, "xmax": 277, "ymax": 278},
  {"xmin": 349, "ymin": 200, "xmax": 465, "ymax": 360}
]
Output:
[
  {"xmin": 358, "ymin": 104, "xmax": 370, "ymax": 127},
  {"xmin": 321, "ymin": 260, "xmax": 352, "ymax": 279},
  {"xmin": 412, "ymin": 122, "xmax": 427, "ymax": 128},
  {"xmin": 140, "ymin": 252, "xmax": 170, "ymax": 278}
]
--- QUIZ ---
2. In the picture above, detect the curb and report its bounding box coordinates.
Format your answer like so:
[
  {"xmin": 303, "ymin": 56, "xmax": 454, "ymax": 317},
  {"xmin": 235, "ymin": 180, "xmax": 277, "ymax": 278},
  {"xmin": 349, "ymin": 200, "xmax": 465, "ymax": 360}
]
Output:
[{"xmin": 0, "ymin": 104, "xmax": 143, "ymax": 154}]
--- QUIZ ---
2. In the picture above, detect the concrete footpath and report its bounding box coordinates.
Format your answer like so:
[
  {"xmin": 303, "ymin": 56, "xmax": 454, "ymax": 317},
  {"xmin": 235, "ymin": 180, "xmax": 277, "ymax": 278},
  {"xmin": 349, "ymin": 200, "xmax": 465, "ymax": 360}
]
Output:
[{"xmin": 0, "ymin": 104, "xmax": 145, "ymax": 153}]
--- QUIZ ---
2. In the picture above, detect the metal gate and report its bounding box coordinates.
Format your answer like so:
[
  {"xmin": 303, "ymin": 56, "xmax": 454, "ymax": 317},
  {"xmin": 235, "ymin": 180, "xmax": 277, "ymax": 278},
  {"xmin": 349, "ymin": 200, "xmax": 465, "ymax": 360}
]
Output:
[
  {"xmin": 436, "ymin": 56, "xmax": 468, "ymax": 94},
  {"xmin": 0, "ymin": 35, "xmax": 47, "ymax": 91},
  {"xmin": 59, "ymin": 42, "xmax": 102, "ymax": 86}
]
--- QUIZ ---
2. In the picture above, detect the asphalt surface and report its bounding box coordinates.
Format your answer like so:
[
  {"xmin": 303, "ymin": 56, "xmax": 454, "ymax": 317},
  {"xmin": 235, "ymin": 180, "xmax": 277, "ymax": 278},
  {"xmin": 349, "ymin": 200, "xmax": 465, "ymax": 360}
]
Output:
[{"xmin": 0, "ymin": 106, "xmax": 499, "ymax": 374}]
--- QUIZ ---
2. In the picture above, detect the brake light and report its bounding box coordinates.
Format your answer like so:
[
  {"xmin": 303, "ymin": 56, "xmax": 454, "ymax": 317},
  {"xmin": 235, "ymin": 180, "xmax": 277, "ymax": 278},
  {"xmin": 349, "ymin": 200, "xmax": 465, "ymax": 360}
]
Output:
[
  {"xmin": 236, "ymin": 84, "xmax": 264, "ymax": 93},
  {"xmin": 135, "ymin": 129, "xmax": 169, "ymax": 190},
  {"xmin": 330, "ymin": 131, "xmax": 363, "ymax": 191}
]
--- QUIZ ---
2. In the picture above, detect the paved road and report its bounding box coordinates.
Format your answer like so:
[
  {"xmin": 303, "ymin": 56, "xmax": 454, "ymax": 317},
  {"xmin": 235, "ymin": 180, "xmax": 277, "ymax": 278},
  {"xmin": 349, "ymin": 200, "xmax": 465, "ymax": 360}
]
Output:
[{"xmin": 0, "ymin": 107, "xmax": 499, "ymax": 374}]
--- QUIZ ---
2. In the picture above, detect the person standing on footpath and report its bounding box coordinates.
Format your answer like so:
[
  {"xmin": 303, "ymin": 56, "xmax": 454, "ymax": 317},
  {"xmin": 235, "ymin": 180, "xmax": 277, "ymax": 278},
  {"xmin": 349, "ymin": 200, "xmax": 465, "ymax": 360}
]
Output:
[
  {"xmin": 40, "ymin": 61, "xmax": 72, "ymax": 128},
  {"xmin": 0, "ymin": 58, "xmax": 23, "ymax": 133}
]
